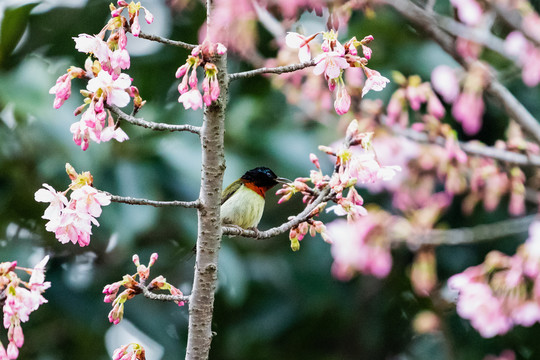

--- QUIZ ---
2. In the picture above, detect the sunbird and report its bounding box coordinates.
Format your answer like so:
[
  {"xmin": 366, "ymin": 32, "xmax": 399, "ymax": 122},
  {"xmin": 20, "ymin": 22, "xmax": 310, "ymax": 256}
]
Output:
[{"xmin": 221, "ymin": 167, "xmax": 291, "ymax": 229}]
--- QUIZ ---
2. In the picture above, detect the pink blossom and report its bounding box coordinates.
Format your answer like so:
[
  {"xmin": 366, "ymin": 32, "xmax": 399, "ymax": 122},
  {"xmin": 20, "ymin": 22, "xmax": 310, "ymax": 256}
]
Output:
[
  {"xmin": 431, "ymin": 65, "xmax": 459, "ymax": 103},
  {"xmin": 452, "ymin": 91, "xmax": 484, "ymax": 135},
  {"xmin": 313, "ymin": 51, "xmax": 349, "ymax": 80},
  {"xmin": 49, "ymin": 74, "xmax": 72, "ymax": 109},
  {"xmin": 34, "ymin": 184, "xmax": 68, "ymax": 221},
  {"xmin": 70, "ymin": 185, "xmax": 111, "ymax": 218},
  {"xmin": 334, "ymin": 84, "xmax": 351, "ymax": 115},
  {"xmin": 87, "ymin": 71, "xmax": 132, "ymax": 107},
  {"xmin": 285, "ymin": 32, "xmax": 317, "ymax": 63},
  {"xmin": 362, "ymin": 67, "xmax": 390, "ymax": 97},
  {"xmin": 328, "ymin": 218, "xmax": 392, "ymax": 280},
  {"xmin": 450, "ymin": 0, "xmax": 483, "ymax": 26},
  {"xmin": 178, "ymin": 89, "xmax": 203, "ymax": 110},
  {"xmin": 73, "ymin": 34, "xmax": 110, "ymax": 64}
]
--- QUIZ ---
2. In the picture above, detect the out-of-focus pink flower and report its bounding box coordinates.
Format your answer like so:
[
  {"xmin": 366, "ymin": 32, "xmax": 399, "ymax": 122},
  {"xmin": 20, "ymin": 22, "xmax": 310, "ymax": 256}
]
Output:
[
  {"xmin": 328, "ymin": 217, "xmax": 393, "ymax": 280},
  {"xmin": 87, "ymin": 71, "xmax": 132, "ymax": 107},
  {"xmin": 450, "ymin": 0, "xmax": 483, "ymax": 26},
  {"xmin": 431, "ymin": 65, "xmax": 459, "ymax": 103},
  {"xmin": 452, "ymin": 91, "xmax": 484, "ymax": 135},
  {"xmin": 313, "ymin": 51, "xmax": 349, "ymax": 80},
  {"xmin": 362, "ymin": 67, "xmax": 390, "ymax": 97},
  {"xmin": 504, "ymin": 31, "xmax": 540, "ymax": 87},
  {"xmin": 483, "ymin": 350, "xmax": 516, "ymax": 360}
]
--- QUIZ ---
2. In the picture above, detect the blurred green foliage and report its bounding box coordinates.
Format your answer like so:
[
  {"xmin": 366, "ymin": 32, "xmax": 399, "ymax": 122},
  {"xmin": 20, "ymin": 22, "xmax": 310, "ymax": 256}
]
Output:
[{"xmin": 0, "ymin": 1, "xmax": 538, "ymax": 359}]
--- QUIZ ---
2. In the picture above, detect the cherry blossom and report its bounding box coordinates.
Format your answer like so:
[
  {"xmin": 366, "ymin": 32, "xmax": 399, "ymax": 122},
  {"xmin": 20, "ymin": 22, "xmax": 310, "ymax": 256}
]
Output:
[
  {"xmin": 87, "ymin": 71, "xmax": 132, "ymax": 108},
  {"xmin": 313, "ymin": 51, "xmax": 349, "ymax": 80},
  {"xmin": 34, "ymin": 165, "xmax": 111, "ymax": 247},
  {"xmin": 1, "ymin": 256, "xmax": 50, "ymax": 360},
  {"xmin": 285, "ymin": 32, "xmax": 319, "ymax": 63},
  {"xmin": 362, "ymin": 67, "xmax": 390, "ymax": 97}
]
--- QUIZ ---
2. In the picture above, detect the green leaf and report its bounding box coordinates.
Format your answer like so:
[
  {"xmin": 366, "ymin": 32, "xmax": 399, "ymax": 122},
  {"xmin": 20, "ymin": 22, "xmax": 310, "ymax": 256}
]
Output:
[{"xmin": 0, "ymin": 2, "xmax": 40, "ymax": 68}]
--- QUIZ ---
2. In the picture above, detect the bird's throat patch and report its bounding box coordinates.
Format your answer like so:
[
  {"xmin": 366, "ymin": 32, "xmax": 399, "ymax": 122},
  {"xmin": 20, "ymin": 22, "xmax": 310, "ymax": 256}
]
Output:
[{"xmin": 242, "ymin": 181, "xmax": 267, "ymax": 198}]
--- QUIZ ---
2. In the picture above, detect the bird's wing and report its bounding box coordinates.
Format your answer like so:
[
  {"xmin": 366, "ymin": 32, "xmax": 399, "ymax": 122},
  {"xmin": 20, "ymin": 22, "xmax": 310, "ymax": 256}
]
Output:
[{"xmin": 221, "ymin": 179, "xmax": 243, "ymax": 205}]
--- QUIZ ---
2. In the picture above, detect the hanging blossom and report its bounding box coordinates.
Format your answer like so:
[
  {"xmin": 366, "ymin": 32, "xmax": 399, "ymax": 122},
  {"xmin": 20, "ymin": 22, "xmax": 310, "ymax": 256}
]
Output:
[
  {"xmin": 285, "ymin": 30, "xmax": 389, "ymax": 116},
  {"xmin": 431, "ymin": 62, "xmax": 488, "ymax": 136},
  {"xmin": 50, "ymin": 2, "xmax": 151, "ymax": 150},
  {"xmin": 448, "ymin": 220, "xmax": 540, "ymax": 338},
  {"xmin": 112, "ymin": 343, "xmax": 146, "ymax": 360},
  {"xmin": 111, "ymin": 0, "xmax": 154, "ymax": 37},
  {"xmin": 1, "ymin": 256, "xmax": 50, "ymax": 360},
  {"xmin": 175, "ymin": 40, "xmax": 227, "ymax": 110},
  {"xmin": 34, "ymin": 164, "xmax": 110, "ymax": 247},
  {"xmin": 104, "ymin": 253, "xmax": 186, "ymax": 325},
  {"xmin": 276, "ymin": 120, "xmax": 401, "ymax": 251}
]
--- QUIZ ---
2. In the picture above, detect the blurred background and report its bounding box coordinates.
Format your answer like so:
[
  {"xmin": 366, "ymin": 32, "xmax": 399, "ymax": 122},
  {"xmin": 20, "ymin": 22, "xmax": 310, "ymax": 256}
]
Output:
[{"xmin": 1, "ymin": 0, "xmax": 539, "ymax": 359}]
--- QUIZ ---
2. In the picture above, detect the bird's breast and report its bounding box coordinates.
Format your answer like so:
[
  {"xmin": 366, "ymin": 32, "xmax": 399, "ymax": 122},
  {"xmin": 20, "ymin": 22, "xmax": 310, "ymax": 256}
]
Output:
[{"xmin": 220, "ymin": 185, "xmax": 265, "ymax": 229}]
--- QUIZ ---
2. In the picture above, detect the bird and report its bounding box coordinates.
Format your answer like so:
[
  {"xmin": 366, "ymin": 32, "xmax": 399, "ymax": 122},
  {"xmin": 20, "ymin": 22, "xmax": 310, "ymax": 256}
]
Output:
[{"xmin": 221, "ymin": 167, "xmax": 291, "ymax": 230}]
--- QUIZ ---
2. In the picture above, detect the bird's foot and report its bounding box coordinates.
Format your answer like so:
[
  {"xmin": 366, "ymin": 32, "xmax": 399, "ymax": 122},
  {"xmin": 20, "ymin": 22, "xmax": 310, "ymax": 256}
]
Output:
[{"xmin": 247, "ymin": 227, "xmax": 261, "ymax": 238}]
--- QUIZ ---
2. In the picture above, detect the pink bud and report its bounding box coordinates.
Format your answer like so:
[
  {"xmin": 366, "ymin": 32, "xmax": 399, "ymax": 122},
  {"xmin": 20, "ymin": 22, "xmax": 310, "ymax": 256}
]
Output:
[
  {"xmin": 310, "ymin": 153, "xmax": 320, "ymax": 169},
  {"xmin": 132, "ymin": 254, "xmax": 140, "ymax": 266},
  {"xmin": 188, "ymin": 68, "xmax": 198, "ymax": 88},
  {"xmin": 362, "ymin": 45, "xmax": 372, "ymax": 60},
  {"xmin": 144, "ymin": 9, "xmax": 154, "ymax": 24},
  {"xmin": 210, "ymin": 78, "xmax": 220, "ymax": 101},
  {"xmin": 216, "ymin": 43, "xmax": 227, "ymax": 55},
  {"xmin": 131, "ymin": 16, "xmax": 140, "ymax": 37},
  {"xmin": 175, "ymin": 63, "xmax": 189, "ymax": 78},
  {"xmin": 12, "ymin": 325, "xmax": 24, "ymax": 348},
  {"xmin": 149, "ymin": 253, "xmax": 158, "ymax": 266}
]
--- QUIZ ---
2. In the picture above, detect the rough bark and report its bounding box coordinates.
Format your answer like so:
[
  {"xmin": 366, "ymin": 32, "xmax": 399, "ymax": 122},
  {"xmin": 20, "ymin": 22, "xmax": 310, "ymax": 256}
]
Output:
[{"xmin": 185, "ymin": 52, "xmax": 228, "ymax": 360}]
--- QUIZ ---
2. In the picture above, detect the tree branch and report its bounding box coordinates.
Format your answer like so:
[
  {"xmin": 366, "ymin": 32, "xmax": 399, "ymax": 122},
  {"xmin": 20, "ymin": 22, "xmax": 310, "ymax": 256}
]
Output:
[
  {"xmin": 390, "ymin": 125, "xmax": 540, "ymax": 167},
  {"xmin": 138, "ymin": 283, "xmax": 191, "ymax": 303},
  {"xmin": 107, "ymin": 105, "xmax": 201, "ymax": 135},
  {"xmin": 383, "ymin": 0, "xmax": 540, "ymax": 145},
  {"xmin": 228, "ymin": 60, "xmax": 316, "ymax": 81},
  {"xmin": 137, "ymin": 31, "xmax": 198, "ymax": 50},
  {"xmin": 185, "ymin": 43, "xmax": 228, "ymax": 360},
  {"xmin": 406, "ymin": 214, "xmax": 537, "ymax": 246},
  {"xmin": 108, "ymin": 194, "xmax": 202, "ymax": 209},
  {"xmin": 222, "ymin": 187, "xmax": 333, "ymax": 239}
]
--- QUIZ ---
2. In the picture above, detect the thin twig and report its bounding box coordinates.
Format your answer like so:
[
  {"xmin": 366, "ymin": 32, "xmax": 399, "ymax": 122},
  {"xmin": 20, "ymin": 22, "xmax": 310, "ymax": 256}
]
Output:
[
  {"xmin": 408, "ymin": 214, "xmax": 536, "ymax": 246},
  {"xmin": 107, "ymin": 105, "xmax": 201, "ymax": 135},
  {"xmin": 108, "ymin": 194, "xmax": 202, "ymax": 209},
  {"xmin": 222, "ymin": 187, "xmax": 333, "ymax": 239},
  {"xmin": 229, "ymin": 60, "xmax": 316, "ymax": 81},
  {"xmin": 139, "ymin": 284, "xmax": 191, "ymax": 303},
  {"xmin": 391, "ymin": 125, "xmax": 540, "ymax": 167},
  {"xmin": 138, "ymin": 31, "xmax": 198, "ymax": 50}
]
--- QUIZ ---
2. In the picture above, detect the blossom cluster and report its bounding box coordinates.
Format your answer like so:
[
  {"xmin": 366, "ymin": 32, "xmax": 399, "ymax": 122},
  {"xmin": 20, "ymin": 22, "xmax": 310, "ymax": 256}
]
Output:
[
  {"xmin": 175, "ymin": 41, "xmax": 226, "ymax": 110},
  {"xmin": 0, "ymin": 256, "xmax": 50, "ymax": 360},
  {"xmin": 386, "ymin": 72, "xmax": 445, "ymax": 127},
  {"xmin": 49, "ymin": 1, "xmax": 153, "ymax": 150},
  {"xmin": 448, "ymin": 220, "xmax": 540, "ymax": 338},
  {"xmin": 112, "ymin": 342, "xmax": 146, "ymax": 360},
  {"xmin": 285, "ymin": 30, "xmax": 389, "ymax": 115},
  {"xmin": 103, "ymin": 253, "xmax": 185, "ymax": 325},
  {"xmin": 34, "ymin": 164, "xmax": 110, "ymax": 247},
  {"xmin": 276, "ymin": 119, "xmax": 401, "ymax": 251}
]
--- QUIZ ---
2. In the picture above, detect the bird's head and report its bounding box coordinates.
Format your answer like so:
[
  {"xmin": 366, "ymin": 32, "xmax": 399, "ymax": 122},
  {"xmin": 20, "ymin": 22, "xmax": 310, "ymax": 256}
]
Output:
[{"xmin": 240, "ymin": 167, "xmax": 290, "ymax": 196}]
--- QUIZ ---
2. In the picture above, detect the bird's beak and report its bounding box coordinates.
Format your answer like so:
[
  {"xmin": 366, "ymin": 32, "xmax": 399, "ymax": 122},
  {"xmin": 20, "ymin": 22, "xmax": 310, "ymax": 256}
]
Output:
[{"xmin": 276, "ymin": 177, "xmax": 292, "ymax": 184}]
